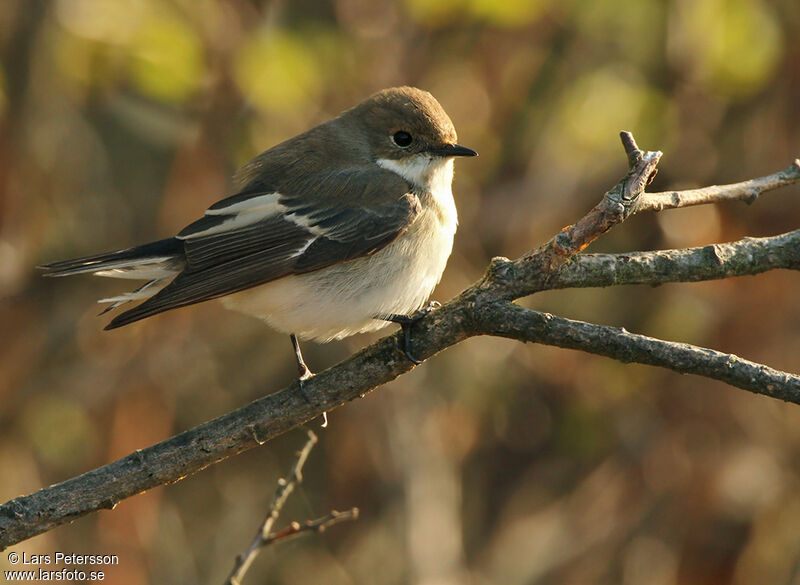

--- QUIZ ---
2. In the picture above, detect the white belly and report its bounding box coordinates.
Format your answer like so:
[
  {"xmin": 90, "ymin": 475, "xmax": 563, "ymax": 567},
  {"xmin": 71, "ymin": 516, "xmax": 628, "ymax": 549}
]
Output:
[{"xmin": 221, "ymin": 206, "xmax": 456, "ymax": 342}]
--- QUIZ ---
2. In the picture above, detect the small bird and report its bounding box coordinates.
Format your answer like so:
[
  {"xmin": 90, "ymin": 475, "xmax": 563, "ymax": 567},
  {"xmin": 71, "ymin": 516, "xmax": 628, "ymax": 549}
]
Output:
[{"xmin": 40, "ymin": 86, "xmax": 477, "ymax": 381}]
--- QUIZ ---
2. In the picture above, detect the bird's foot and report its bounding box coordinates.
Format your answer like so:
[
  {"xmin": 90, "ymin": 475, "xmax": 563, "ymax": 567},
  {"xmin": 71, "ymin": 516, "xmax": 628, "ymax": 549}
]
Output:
[
  {"xmin": 297, "ymin": 366, "xmax": 327, "ymax": 427},
  {"xmin": 297, "ymin": 365, "xmax": 315, "ymax": 401},
  {"xmin": 382, "ymin": 300, "xmax": 441, "ymax": 365}
]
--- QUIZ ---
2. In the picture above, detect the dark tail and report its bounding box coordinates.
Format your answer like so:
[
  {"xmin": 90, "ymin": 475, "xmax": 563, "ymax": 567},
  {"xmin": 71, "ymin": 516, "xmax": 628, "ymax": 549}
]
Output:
[{"xmin": 39, "ymin": 238, "xmax": 183, "ymax": 277}]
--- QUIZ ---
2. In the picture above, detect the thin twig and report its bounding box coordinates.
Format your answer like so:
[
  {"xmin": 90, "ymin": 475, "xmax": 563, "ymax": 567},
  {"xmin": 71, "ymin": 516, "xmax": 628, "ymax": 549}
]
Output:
[
  {"xmin": 227, "ymin": 508, "xmax": 360, "ymax": 585},
  {"xmin": 1, "ymin": 134, "xmax": 798, "ymax": 550},
  {"xmin": 225, "ymin": 430, "xmax": 318, "ymax": 585},
  {"xmin": 261, "ymin": 508, "xmax": 360, "ymax": 547}
]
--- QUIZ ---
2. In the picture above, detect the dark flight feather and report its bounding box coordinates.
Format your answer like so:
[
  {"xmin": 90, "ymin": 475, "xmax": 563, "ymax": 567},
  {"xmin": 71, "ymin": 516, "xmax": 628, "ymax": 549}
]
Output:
[{"xmin": 38, "ymin": 238, "xmax": 182, "ymax": 277}]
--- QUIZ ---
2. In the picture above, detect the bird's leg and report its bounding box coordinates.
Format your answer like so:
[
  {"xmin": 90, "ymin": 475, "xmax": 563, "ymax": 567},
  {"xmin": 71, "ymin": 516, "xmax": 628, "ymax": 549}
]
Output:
[
  {"xmin": 291, "ymin": 333, "xmax": 314, "ymax": 394},
  {"xmin": 380, "ymin": 300, "xmax": 441, "ymax": 365},
  {"xmin": 290, "ymin": 334, "xmax": 328, "ymax": 427}
]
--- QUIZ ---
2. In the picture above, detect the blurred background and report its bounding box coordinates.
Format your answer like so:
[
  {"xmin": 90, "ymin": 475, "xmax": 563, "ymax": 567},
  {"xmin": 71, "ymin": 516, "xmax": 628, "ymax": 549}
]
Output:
[{"xmin": 1, "ymin": 0, "xmax": 800, "ymax": 583}]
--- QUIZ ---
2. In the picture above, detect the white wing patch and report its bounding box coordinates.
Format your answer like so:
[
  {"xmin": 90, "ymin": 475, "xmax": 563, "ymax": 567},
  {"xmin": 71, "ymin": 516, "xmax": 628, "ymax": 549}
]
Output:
[
  {"xmin": 283, "ymin": 212, "xmax": 326, "ymax": 236},
  {"xmin": 177, "ymin": 192, "xmax": 328, "ymax": 240},
  {"xmin": 290, "ymin": 236, "xmax": 318, "ymax": 258},
  {"xmin": 204, "ymin": 193, "xmax": 282, "ymax": 216},
  {"xmin": 178, "ymin": 193, "xmax": 284, "ymax": 240}
]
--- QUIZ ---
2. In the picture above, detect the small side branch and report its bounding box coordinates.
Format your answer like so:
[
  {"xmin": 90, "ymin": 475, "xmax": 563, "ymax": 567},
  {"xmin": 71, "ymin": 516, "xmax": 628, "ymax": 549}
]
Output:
[
  {"xmin": 224, "ymin": 431, "xmax": 358, "ymax": 585},
  {"xmin": 260, "ymin": 508, "xmax": 360, "ymax": 547},
  {"xmin": 226, "ymin": 430, "xmax": 316, "ymax": 585},
  {"xmin": 637, "ymin": 159, "xmax": 800, "ymax": 212},
  {"xmin": 478, "ymin": 303, "xmax": 800, "ymax": 404}
]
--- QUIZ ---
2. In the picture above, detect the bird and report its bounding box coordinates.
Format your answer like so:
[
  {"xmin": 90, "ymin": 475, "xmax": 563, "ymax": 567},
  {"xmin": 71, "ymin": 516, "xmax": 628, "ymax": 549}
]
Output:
[{"xmin": 40, "ymin": 86, "xmax": 477, "ymax": 384}]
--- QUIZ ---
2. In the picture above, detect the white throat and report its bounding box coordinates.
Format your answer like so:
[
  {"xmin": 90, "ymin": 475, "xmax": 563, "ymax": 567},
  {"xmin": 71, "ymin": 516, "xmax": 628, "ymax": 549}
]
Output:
[
  {"xmin": 376, "ymin": 154, "xmax": 457, "ymax": 229},
  {"xmin": 376, "ymin": 155, "xmax": 454, "ymax": 193}
]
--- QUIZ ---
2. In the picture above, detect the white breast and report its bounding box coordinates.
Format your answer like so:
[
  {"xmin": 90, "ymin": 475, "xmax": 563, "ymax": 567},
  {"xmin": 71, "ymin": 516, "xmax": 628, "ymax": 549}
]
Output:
[{"xmin": 223, "ymin": 156, "xmax": 458, "ymax": 341}]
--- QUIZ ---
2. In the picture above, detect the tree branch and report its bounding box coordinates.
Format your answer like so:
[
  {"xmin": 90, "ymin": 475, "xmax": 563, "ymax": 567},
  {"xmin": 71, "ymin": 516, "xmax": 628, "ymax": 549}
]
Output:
[
  {"xmin": 636, "ymin": 159, "xmax": 800, "ymax": 212},
  {"xmin": 476, "ymin": 303, "xmax": 800, "ymax": 403},
  {"xmin": 2, "ymin": 134, "xmax": 798, "ymax": 550},
  {"xmin": 546, "ymin": 228, "xmax": 800, "ymax": 290},
  {"xmin": 485, "ymin": 149, "xmax": 800, "ymax": 301}
]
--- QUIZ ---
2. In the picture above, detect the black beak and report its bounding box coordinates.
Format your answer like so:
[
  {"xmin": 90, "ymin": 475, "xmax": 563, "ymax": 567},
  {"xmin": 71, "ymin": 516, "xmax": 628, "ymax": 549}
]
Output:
[{"xmin": 429, "ymin": 143, "xmax": 479, "ymax": 158}]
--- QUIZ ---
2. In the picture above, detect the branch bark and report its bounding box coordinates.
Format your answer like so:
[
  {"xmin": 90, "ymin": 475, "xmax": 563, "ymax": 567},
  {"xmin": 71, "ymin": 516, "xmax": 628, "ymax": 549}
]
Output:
[
  {"xmin": 548, "ymin": 229, "xmax": 800, "ymax": 289},
  {"xmin": 636, "ymin": 161, "xmax": 800, "ymax": 212},
  {"xmin": 1, "ymin": 134, "xmax": 798, "ymax": 550},
  {"xmin": 477, "ymin": 304, "xmax": 800, "ymax": 403}
]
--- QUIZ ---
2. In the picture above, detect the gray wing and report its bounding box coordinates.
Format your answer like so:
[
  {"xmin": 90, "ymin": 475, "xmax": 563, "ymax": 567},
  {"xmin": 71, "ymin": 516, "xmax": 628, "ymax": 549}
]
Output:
[{"xmin": 105, "ymin": 168, "xmax": 419, "ymax": 329}]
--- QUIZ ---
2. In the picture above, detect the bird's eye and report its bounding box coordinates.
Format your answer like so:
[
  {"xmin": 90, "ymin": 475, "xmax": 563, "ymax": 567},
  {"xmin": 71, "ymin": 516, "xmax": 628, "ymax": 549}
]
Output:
[{"xmin": 392, "ymin": 131, "xmax": 413, "ymax": 147}]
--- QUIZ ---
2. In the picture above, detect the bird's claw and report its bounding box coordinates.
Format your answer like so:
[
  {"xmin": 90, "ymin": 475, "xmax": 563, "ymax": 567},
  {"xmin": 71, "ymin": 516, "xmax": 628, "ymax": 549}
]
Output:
[
  {"xmin": 297, "ymin": 368, "xmax": 315, "ymax": 403},
  {"xmin": 382, "ymin": 300, "xmax": 442, "ymax": 365}
]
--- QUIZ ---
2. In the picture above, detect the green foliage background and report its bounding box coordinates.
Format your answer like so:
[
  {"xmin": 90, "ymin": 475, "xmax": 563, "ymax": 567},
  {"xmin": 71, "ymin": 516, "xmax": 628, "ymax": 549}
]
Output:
[{"xmin": 1, "ymin": 0, "xmax": 799, "ymax": 583}]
